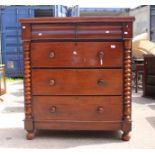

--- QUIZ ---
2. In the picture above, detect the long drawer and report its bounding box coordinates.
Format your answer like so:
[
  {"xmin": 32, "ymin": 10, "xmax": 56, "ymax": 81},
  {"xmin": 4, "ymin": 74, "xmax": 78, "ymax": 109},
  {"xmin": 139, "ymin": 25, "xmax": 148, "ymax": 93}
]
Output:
[
  {"xmin": 32, "ymin": 69, "xmax": 122, "ymax": 95},
  {"xmin": 33, "ymin": 96, "xmax": 122, "ymax": 121},
  {"xmin": 31, "ymin": 42, "xmax": 123, "ymax": 68}
]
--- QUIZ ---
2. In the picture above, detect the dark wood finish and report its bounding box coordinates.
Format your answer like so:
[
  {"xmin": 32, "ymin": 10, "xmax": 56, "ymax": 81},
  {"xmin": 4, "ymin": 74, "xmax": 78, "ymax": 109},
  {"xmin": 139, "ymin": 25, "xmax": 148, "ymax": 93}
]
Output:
[
  {"xmin": 77, "ymin": 24, "xmax": 122, "ymax": 39},
  {"xmin": 22, "ymin": 25, "xmax": 34, "ymax": 135},
  {"xmin": 31, "ymin": 42, "xmax": 123, "ymax": 68},
  {"xmin": 20, "ymin": 17, "xmax": 134, "ymax": 141},
  {"xmin": 143, "ymin": 55, "xmax": 155, "ymax": 97},
  {"xmin": 122, "ymin": 132, "xmax": 131, "ymax": 141},
  {"xmin": 19, "ymin": 16, "xmax": 134, "ymax": 23},
  {"xmin": 35, "ymin": 121, "xmax": 122, "ymax": 131},
  {"xmin": 122, "ymin": 40, "xmax": 132, "ymax": 140},
  {"xmin": 32, "ymin": 69, "xmax": 122, "ymax": 95},
  {"xmin": 33, "ymin": 96, "xmax": 122, "ymax": 121},
  {"xmin": 31, "ymin": 24, "xmax": 123, "ymax": 40},
  {"xmin": 32, "ymin": 24, "xmax": 75, "ymax": 39}
]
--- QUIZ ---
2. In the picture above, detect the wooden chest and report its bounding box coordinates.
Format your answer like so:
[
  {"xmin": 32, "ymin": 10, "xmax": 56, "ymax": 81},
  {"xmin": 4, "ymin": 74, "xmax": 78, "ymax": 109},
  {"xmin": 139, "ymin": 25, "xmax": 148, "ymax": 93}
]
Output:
[
  {"xmin": 20, "ymin": 17, "xmax": 134, "ymax": 141},
  {"xmin": 143, "ymin": 55, "xmax": 155, "ymax": 98}
]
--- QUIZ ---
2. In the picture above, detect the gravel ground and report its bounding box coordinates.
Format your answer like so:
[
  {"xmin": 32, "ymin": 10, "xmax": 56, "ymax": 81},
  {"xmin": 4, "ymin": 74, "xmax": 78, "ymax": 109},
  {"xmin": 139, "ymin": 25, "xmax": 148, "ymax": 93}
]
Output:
[{"xmin": 0, "ymin": 80, "xmax": 155, "ymax": 149}]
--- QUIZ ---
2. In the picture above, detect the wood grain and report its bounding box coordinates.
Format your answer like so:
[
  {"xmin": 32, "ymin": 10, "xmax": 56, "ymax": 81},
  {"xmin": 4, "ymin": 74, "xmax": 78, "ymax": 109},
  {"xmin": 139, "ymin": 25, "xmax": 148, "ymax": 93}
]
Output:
[
  {"xmin": 20, "ymin": 17, "xmax": 134, "ymax": 140},
  {"xmin": 32, "ymin": 69, "xmax": 123, "ymax": 95},
  {"xmin": 19, "ymin": 16, "xmax": 135, "ymax": 23},
  {"xmin": 33, "ymin": 96, "xmax": 122, "ymax": 121},
  {"xmin": 31, "ymin": 42, "xmax": 123, "ymax": 68}
]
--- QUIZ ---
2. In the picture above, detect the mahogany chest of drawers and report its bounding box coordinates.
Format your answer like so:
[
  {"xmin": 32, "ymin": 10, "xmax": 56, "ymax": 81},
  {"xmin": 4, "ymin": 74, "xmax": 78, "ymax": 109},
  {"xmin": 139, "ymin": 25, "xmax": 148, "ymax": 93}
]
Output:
[{"xmin": 20, "ymin": 17, "xmax": 134, "ymax": 141}]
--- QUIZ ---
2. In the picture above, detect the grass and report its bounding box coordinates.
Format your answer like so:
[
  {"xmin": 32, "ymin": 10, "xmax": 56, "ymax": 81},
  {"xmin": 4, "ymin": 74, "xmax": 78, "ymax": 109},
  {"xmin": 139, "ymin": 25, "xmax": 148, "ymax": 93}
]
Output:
[{"xmin": 6, "ymin": 77, "xmax": 23, "ymax": 82}]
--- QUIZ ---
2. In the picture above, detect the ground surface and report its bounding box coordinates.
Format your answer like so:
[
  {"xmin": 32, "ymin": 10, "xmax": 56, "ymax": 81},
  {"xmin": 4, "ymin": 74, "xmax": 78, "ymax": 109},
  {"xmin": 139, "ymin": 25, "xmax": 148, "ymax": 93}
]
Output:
[{"xmin": 0, "ymin": 80, "xmax": 155, "ymax": 149}]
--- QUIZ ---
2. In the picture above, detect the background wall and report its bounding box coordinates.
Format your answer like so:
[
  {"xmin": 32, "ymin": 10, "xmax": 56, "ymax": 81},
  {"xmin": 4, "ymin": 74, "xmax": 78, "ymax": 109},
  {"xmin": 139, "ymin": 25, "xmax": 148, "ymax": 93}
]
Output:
[{"xmin": 129, "ymin": 6, "xmax": 150, "ymax": 37}]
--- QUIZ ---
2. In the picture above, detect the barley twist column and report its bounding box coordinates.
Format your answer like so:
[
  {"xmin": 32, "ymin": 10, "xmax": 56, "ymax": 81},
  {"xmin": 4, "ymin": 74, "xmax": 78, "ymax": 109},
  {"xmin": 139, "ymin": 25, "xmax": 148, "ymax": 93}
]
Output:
[
  {"xmin": 23, "ymin": 41, "xmax": 34, "ymax": 140},
  {"xmin": 122, "ymin": 40, "xmax": 132, "ymax": 141}
]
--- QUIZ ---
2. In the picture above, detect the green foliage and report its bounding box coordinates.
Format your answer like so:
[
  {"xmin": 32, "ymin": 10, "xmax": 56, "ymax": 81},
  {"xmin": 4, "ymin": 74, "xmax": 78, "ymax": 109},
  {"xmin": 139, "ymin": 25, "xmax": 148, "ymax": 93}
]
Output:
[{"xmin": 6, "ymin": 77, "xmax": 23, "ymax": 82}]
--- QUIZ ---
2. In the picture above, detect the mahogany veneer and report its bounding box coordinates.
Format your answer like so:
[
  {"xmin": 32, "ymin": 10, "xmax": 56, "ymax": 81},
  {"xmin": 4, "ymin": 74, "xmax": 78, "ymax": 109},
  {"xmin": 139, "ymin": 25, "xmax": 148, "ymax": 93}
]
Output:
[{"xmin": 20, "ymin": 17, "xmax": 134, "ymax": 141}]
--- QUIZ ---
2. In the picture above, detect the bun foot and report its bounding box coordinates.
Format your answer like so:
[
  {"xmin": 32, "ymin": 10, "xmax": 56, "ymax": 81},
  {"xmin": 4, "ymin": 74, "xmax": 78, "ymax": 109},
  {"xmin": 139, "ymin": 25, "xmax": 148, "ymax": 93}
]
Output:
[
  {"xmin": 121, "ymin": 132, "xmax": 130, "ymax": 141},
  {"xmin": 26, "ymin": 132, "xmax": 34, "ymax": 140}
]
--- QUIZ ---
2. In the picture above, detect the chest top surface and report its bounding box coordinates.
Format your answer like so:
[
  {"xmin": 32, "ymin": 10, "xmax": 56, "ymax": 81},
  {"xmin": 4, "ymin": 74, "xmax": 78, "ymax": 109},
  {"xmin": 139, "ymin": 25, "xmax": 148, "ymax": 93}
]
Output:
[{"xmin": 19, "ymin": 16, "xmax": 134, "ymax": 23}]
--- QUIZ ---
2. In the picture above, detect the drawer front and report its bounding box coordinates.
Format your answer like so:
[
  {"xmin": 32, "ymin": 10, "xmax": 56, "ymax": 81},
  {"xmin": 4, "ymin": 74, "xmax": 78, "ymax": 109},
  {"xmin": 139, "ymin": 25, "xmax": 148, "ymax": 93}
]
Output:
[
  {"xmin": 32, "ymin": 24, "xmax": 75, "ymax": 39},
  {"xmin": 32, "ymin": 69, "xmax": 122, "ymax": 95},
  {"xmin": 31, "ymin": 42, "xmax": 123, "ymax": 68},
  {"xmin": 77, "ymin": 25, "xmax": 122, "ymax": 39},
  {"xmin": 33, "ymin": 96, "xmax": 122, "ymax": 121},
  {"xmin": 31, "ymin": 23, "xmax": 123, "ymax": 40}
]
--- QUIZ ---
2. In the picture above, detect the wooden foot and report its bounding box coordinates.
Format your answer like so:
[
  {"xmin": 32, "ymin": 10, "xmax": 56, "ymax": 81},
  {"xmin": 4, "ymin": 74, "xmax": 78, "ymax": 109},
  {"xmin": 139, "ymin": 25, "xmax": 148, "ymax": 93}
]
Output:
[
  {"xmin": 26, "ymin": 131, "xmax": 34, "ymax": 140},
  {"xmin": 121, "ymin": 132, "xmax": 130, "ymax": 141}
]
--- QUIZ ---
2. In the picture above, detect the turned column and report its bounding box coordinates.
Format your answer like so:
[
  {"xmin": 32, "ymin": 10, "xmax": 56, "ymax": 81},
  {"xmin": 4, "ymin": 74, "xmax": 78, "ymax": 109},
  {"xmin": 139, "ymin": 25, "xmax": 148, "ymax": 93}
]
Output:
[
  {"xmin": 21, "ymin": 24, "xmax": 34, "ymax": 140},
  {"xmin": 122, "ymin": 39, "xmax": 132, "ymax": 141}
]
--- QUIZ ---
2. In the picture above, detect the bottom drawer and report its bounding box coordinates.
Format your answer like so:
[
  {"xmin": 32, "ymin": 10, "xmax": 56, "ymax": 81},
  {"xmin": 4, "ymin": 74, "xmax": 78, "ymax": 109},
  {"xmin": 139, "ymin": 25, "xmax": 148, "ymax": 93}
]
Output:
[{"xmin": 33, "ymin": 96, "xmax": 122, "ymax": 121}]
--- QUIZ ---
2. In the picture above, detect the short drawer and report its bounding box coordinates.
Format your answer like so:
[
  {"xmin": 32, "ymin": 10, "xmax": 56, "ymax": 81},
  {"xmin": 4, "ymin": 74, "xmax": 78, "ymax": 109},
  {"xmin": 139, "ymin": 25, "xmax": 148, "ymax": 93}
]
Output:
[
  {"xmin": 77, "ymin": 24, "xmax": 122, "ymax": 39},
  {"xmin": 32, "ymin": 69, "xmax": 122, "ymax": 95},
  {"xmin": 33, "ymin": 96, "xmax": 122, "ymax": 121},
  {"xmin": 31, "ymin": 42, "xmax": 123, "ymax": 68},
  {"xmin": 32, "ymin": 24, "xmax": 75, "ymax": 39}
]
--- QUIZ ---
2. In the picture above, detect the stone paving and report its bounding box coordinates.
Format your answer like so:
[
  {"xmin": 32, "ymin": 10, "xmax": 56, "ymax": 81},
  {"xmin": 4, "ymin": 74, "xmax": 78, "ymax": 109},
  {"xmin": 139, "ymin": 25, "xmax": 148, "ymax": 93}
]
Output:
[{"xmin": 0, "ymin": 80, "xmax": 155, "ymax": 149}]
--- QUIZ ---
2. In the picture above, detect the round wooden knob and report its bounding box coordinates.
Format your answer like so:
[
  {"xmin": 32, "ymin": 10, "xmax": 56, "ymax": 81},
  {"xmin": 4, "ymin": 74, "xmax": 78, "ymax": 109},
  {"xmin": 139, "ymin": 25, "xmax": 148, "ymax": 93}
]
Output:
[
  {"xmin": 97, "ymin": 79, "xmax": 105, "ymax": 86},
  {"xmin": 49, "ymin": 79, "xmax": 55, "ymax": 86},
  {"xmin": 97, "ymin": 106, "xmax": 104, "ymax": 113},
  {"xmin": 49, "ymin": 51, "xmax": 55, "ymax": 58},
  {"xmin": 49, "ymin": 106, "xmax": 56, "ymax": 113}
]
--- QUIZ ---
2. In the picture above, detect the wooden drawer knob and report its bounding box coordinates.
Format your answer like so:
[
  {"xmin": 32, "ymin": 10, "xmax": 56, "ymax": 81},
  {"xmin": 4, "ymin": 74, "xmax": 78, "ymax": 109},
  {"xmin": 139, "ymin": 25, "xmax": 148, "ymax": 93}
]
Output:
[
  {"xmin": 49, "ymin": 79, "xmax": 55, "ymax": 86},
  {"xmin": 97, "ymin": 79, "xmax": 105, "ymax": 86},
  {"xmin": 49, "ymin": 106, "xmax": 56, "ymax": 113},
  {"xmin": 49, "ymin": 51, "xmax": 55, "ymax": 58},
  {"xmin": 97, "ymin": 106, "xmax": 104, "ymax": 113}
]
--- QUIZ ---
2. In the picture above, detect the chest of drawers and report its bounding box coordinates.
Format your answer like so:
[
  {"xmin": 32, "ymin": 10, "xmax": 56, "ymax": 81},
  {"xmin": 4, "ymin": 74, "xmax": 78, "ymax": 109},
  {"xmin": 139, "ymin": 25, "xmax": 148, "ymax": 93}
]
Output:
[
  {"xmin": 20, "ymin": 17, "xmax": 134, "ymax": 141},
  {"xmin": 143, "ymin": 55, "xmax": 155, "ymax": 97}
]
